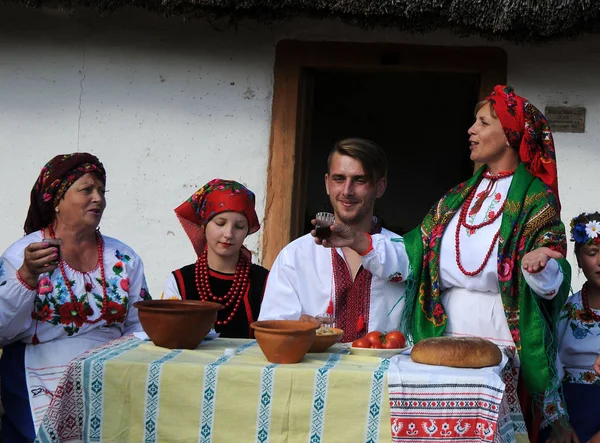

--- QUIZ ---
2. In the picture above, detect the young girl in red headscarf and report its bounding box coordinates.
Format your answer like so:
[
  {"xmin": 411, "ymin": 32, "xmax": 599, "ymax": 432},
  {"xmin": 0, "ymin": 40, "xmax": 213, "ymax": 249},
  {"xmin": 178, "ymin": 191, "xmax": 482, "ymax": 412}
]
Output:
[{"xmin": 162, "ymin": 179, "xmax": 268, "ymax": 339}]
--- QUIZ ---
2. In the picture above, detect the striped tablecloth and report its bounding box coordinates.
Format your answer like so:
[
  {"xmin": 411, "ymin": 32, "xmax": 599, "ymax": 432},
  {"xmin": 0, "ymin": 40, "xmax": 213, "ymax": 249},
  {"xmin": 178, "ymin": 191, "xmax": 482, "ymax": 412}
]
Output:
[
  {"xmin": 35, "ymin": 335, "xmax": 392, "ymax": 443},
  {"xmin": 388, "ymin": 354, "xmax": 519, "ymax": 443}
]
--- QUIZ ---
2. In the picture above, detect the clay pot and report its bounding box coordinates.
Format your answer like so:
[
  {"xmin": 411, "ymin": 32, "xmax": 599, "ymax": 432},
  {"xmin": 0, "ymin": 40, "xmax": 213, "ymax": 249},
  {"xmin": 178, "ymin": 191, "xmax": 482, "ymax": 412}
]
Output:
[
  {"xmin": 134, "ymin": 300, "xmax": 223, "ymax": 349},
  {"xmin": 309, "ymin": 327, "xmax": 344, "ymax": 353},
  {"xmin": 250, "ymin": 320, "xmax": 319, "ymax": 364}
]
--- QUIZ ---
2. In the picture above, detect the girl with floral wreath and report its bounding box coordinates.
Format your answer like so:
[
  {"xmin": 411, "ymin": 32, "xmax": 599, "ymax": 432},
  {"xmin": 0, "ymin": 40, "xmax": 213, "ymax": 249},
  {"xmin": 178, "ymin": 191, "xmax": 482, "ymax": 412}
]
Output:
[
  {"xmin": 162, "ymin": 179, "xmax": 268, "ymax": 339},
  {"xmin": 0, "ymin": 153, "xmax": 151, "ymax": 442},
  {"xmin": 400, "ymin": 85, "xmax": 576, "ymax": 442},
  {"xmin": 542, "ymin": 212, "xmax": 600, "ymax": 443}
]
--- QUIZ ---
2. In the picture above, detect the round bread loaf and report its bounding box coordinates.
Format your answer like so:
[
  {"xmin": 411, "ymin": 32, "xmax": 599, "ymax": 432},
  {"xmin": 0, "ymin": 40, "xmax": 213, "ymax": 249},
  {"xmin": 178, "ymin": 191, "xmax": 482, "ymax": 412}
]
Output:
[{"xmin": 411, "ymin": 336, "xmax": 502, "ymax": 368}]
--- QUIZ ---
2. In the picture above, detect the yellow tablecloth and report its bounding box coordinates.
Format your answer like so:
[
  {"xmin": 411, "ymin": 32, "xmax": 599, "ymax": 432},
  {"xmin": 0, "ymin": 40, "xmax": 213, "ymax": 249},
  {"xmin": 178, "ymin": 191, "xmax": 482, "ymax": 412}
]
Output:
[{"xmin": 36, "ymin": 335, "xmax": 392, "ymax": 443}]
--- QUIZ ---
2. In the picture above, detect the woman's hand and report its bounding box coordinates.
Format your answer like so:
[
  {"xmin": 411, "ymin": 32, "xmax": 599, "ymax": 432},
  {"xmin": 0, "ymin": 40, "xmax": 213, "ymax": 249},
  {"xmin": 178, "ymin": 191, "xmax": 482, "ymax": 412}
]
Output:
[
  {"xmin": 522, "ymin": 247, "xmax": 563, "ymax": 273},
  {"xmin": 18, "ymin": 242, "xmax": 59, "ymax": 288},
  {"xmin": 311, "ymin": 221, "xmax": 370, "ymax": 254},
  {"xmin": 545, "ymin": 417, "xmax": 579, "ymax": 443},
  {"xmin": 594, "ymin": 354, "xmax": 600, "ymax": 376}
]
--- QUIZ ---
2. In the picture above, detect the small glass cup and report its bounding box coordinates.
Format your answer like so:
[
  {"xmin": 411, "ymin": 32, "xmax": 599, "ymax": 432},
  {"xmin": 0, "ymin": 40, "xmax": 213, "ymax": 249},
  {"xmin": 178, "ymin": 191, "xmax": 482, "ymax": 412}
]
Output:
[
  {"xmin": 315, "ymin": 212, "xmax": 335, "ymax": 240},
  {"xmin": 315, "ymin": 313, "xmax": 335, "ymax": 331},
  {"xmin": 45, "ymin": 238, "xmax": 62, "ymax": 266}
]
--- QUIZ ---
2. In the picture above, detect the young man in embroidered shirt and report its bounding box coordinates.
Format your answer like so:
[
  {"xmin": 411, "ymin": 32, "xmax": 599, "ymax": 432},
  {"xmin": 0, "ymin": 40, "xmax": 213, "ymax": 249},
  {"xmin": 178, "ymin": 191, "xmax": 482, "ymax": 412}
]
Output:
[{"xmin": 258, "ymin": 138, "xmax": 409, "ymax": 342}]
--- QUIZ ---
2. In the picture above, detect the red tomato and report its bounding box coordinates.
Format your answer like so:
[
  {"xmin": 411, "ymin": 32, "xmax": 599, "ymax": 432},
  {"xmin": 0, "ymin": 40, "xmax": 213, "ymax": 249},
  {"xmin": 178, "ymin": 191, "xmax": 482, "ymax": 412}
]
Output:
[
  {"xmin": 385, "ymin": 331, "xmax": 406, "ymax": 348},
  {"xmin": 365, "ymin": 331, "xmax": 384, "ymax": 346},
  {"xmin": 370, "ymin": 341, "xmax": 383, "ymax": 349},
  {"xmin": 352, "ymin": 338, "xmax": 371, "ymax": 348},
  {"xmin": 382, "ymin": 338, "xmax": 401, "ymax": 349}
]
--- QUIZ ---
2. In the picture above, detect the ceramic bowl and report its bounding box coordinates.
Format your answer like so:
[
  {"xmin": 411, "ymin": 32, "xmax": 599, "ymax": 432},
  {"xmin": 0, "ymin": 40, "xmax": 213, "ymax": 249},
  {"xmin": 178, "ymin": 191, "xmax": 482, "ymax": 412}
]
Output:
[
  {"xmin": 309, "ymin": 327, "xmax": 344, "ymax": 353},
  {"xmin": 250, "ymin": 320, "xmax": 319, "ymax": 363},
  {"xmin": 134, "ymin": 300, "xmax": 223, "ymax": 349}
]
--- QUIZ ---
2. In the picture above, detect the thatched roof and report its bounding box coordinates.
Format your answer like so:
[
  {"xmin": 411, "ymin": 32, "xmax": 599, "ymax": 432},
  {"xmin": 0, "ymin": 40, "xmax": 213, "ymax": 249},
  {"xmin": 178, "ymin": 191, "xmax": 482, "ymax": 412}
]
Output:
[{"xmin": 5, "ymin": 0, "xmax": 600, "ymax": 42}]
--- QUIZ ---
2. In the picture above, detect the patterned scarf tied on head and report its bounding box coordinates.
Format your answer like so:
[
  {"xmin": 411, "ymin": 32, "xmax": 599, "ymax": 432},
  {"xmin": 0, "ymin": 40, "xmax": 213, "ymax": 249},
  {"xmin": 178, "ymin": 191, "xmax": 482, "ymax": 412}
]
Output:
[
  {"xmin": 174, "ymin": 179, "xmax": 260, "ymax": 258},
  {"xmin": 486, "ymin": 85, "xmax": 560, "ymax": 209},
  {"xmin": 24, "ymin": 153, "xmax": 106, "ymax": 235}
]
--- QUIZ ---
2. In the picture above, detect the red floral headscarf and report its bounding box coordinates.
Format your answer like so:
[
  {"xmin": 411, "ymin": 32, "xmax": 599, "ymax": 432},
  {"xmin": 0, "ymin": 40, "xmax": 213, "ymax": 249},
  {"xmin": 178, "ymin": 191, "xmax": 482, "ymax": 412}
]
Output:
[
  {"xmin": 486, "ymin": 85, "xmax": 560, "ymax": 208},
  {"xmin": 174, "ymin": 179, "xmax": 260, "ymax": 257},
  {"xmin": 24, "ymin": 153, "xmax": 106, "ymax": 234}
]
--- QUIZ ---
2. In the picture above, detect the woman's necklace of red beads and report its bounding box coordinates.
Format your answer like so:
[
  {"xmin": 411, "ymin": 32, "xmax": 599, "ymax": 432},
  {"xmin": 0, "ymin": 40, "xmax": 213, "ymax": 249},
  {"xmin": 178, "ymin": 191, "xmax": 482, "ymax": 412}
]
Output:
[
  {"xmin": 49, "ymin": 225, "xmax": 109, "ymax": 324},
  {"xmin": 194, "ymin": 251, "xmax": 250, "ymax": 326},
  {"xmin": 581, "ymin": 283, "xmax": 600, "ymax": 322},
  {"xmin": 455, "ymin": 170, "xmax": 515, "ymax": 277}
]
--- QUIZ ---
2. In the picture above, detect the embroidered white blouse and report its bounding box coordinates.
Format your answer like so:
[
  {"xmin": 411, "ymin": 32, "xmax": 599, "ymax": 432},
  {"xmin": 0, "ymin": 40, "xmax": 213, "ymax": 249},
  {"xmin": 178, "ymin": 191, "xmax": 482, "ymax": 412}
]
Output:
[
  {"xmin": 258, "ymin": 228, "xmax": 409, "ymax": 335},
  {"xmin": 556, "ymin": 290, "xmax": 600, "ymax": 385},
  {"xmin": 0, "ymin": 231, "xmax": 150, "ymax": 431},
  {"xmin": 439, "ymin": 175, "xmax": 563, "ymax": 297},
  {"xmin": 436, "ymin": 174, "xmax": 566, "ymax": 423},
  {"xmin": 437, "ymin": 176, "xmax": 563, "ymax": 349}
]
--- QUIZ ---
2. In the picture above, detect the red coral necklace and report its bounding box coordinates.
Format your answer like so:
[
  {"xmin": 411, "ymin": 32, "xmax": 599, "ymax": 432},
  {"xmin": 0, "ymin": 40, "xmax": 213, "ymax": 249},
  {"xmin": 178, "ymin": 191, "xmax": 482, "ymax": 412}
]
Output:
[
  {"xmin": 581, "ymin": 283, "xmax": 600, "ymax": 322},
  {"xmin": 49, "ymin": 225, "xmax": 108, "ymax": 324},
  {"xmin": 455, "ymin": 170, "xmax": 515, "ymax": 276},
  {"xmin": 194, "ymin": 251, "xmax": 250, "ymax": 326}
]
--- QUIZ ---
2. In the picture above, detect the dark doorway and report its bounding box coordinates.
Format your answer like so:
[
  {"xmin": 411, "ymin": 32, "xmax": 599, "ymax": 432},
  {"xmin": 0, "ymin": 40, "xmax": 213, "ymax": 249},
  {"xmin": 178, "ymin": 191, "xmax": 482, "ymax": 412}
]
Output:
[{"xmin": 302, "ymin": 70, "xmax": 480, "ymax": 235}]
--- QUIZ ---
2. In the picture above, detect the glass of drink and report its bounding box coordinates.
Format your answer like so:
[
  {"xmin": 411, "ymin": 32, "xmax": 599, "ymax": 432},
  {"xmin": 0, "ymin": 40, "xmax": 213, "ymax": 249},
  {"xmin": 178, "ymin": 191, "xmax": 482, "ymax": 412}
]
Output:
[
  {"xmin": 45, "ymin": 238, "xmax": 62, "ymax": 266},
  {"xmin": 315, "ymin": 212, "xmax": 335, "ymax": 240},
  {"xmin": 315, "ymin": 313, "xmax": 335, "ymax": 332}
]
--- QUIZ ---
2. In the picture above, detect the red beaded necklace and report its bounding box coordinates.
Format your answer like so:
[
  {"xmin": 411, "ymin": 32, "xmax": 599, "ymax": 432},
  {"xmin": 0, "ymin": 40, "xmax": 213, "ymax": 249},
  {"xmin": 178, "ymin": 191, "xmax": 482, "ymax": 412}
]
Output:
[
  {"xmin": 194, "ymin": 251, "xmax": 251, "ymax": 326},
  {"xmin": 482, "ymin": 170, "xmax": 516, "ymax": 180},
  {"xmin": 455, "ymin": 170, "xmax": 515, "ymax": 276},
  {"xmin": 581, "ymin": 283, "xmax": 600, "ymax": 322},
  {"xmin": 49, "ymin": 225, "xmax": 108, "ymax": 324}
]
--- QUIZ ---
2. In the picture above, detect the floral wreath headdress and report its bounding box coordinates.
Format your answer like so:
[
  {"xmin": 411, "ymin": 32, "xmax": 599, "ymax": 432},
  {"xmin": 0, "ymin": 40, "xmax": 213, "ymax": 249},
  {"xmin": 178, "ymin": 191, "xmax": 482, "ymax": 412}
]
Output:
[{"xmin": 570, "ymin": 213, "xmax": 600, "ymax": 245}]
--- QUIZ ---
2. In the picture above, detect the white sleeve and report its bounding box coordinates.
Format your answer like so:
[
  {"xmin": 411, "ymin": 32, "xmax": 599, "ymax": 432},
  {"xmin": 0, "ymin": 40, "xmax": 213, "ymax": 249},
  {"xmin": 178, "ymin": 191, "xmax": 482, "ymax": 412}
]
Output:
[
  {"xmin": 161, "ymin": 273, "xmax": 183, "ymax": 300},
  {"xmin": 123, "ymin": 252, "xmax": 151, "ymax": 335},
  {"xmin": 521, "ymin": 258, "xmax": 564, "ymax": 300},
  {"xmin": 0, "ymin": 257, "xmax": 37, "ymax": 346},
  {"xmin": 360, "ymin": 234, "xmax": 411, "ymax": 284},
  {"xmin": 258, "ymin": 248, "xmax": 303, "ymax": 321}
]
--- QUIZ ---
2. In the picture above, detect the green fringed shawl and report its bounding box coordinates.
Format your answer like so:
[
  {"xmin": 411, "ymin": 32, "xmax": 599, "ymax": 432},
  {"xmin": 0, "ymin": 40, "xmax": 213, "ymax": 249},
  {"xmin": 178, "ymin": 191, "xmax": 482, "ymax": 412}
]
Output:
[{"xmin": 402, "ymin": 162, "xmax": 570, "ymax": 395}]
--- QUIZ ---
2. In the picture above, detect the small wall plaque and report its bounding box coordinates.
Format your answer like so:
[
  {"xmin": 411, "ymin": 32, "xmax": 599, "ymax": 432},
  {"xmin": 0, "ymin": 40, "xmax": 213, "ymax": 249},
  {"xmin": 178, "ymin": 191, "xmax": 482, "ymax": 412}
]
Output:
[{"xmin": 545, "ymin": 106, "xmax": 586, "ymax": 133}]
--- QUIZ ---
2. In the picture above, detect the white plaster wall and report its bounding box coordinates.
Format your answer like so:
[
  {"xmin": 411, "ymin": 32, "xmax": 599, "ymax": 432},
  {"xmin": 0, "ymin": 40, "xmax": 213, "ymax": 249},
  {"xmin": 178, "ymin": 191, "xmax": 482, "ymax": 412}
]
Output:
[
  {"xmin": 0, "ymin": 6, "xmax": 275, "ymax": 296},
  {"xmin": 0, "ymin": 6, "xmax": 598, "ymax": 294}
]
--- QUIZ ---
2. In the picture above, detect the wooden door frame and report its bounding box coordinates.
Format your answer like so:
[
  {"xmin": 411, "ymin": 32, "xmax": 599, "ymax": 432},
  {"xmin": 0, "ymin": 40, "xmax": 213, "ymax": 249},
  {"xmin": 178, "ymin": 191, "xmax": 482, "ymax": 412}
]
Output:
[{"xmin": 262, "ymin": 40, "xmax": 507, "ymax": 268}]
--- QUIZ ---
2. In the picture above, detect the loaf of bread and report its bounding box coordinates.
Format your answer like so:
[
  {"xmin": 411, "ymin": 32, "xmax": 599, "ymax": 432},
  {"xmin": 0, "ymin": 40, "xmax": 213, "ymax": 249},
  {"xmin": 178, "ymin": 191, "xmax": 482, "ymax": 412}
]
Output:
[{"xmin": 411, "ymin": 336, "xmax": 502, "ymax": 368}]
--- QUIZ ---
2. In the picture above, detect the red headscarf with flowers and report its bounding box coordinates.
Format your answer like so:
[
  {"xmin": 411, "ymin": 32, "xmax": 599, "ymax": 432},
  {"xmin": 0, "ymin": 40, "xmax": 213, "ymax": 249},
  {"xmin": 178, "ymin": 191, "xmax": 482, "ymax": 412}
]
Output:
[
  {"xmin": 174, "ymin": 179, "xmax": 260, "ymax": 258},
  {"xmin": 24, "ymin": 153, "xmax": 106, "ymax": 235},
  {"xmin": 486, "ymin": 85, "xmax": 560, "ymax": 209}
]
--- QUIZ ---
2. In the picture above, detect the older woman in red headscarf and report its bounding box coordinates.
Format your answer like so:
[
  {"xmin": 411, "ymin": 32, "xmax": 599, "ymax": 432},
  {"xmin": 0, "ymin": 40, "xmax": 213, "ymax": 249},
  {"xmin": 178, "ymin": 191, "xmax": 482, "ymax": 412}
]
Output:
[
  {"xmin": 0, "ymin": 153, "xmax": 151, "ymax": 442},
  {"xmin": 401, "ymin": 86, "xmax": 576, "ymax": 442},
  {"xmin": 162, "ymin": 179, "xmax": 268, "ymax": 339}
]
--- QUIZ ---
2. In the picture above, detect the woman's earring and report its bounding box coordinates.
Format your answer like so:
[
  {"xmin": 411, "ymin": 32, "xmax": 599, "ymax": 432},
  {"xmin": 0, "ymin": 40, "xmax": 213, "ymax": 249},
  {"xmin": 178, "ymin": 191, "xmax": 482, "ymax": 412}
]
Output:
[{"xmin": 55, "ymin": 207, "xmax": 59, "ymax": 213}]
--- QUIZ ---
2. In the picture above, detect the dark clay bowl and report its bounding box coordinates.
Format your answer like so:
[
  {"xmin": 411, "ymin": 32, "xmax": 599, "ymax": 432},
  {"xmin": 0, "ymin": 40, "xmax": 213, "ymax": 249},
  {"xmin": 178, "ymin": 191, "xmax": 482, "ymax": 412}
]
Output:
[
  {"xmin": 250, "ymin": 320, "xmax": 319, "ymax": 364},
  {"xmin": 134, "ymin": 300, "xmax": 223, "ymax": 349},
  {"xmin": 309, "ymin": 327, "xmax": 344, "ymax": 353}
]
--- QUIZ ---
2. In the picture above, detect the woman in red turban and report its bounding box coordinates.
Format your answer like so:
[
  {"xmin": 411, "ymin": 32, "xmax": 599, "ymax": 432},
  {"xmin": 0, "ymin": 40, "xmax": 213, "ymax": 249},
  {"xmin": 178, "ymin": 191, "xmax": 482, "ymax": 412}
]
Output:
[{"xmin": 402, "ymin": 86, "xmax": 575, "ymax": 442}]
